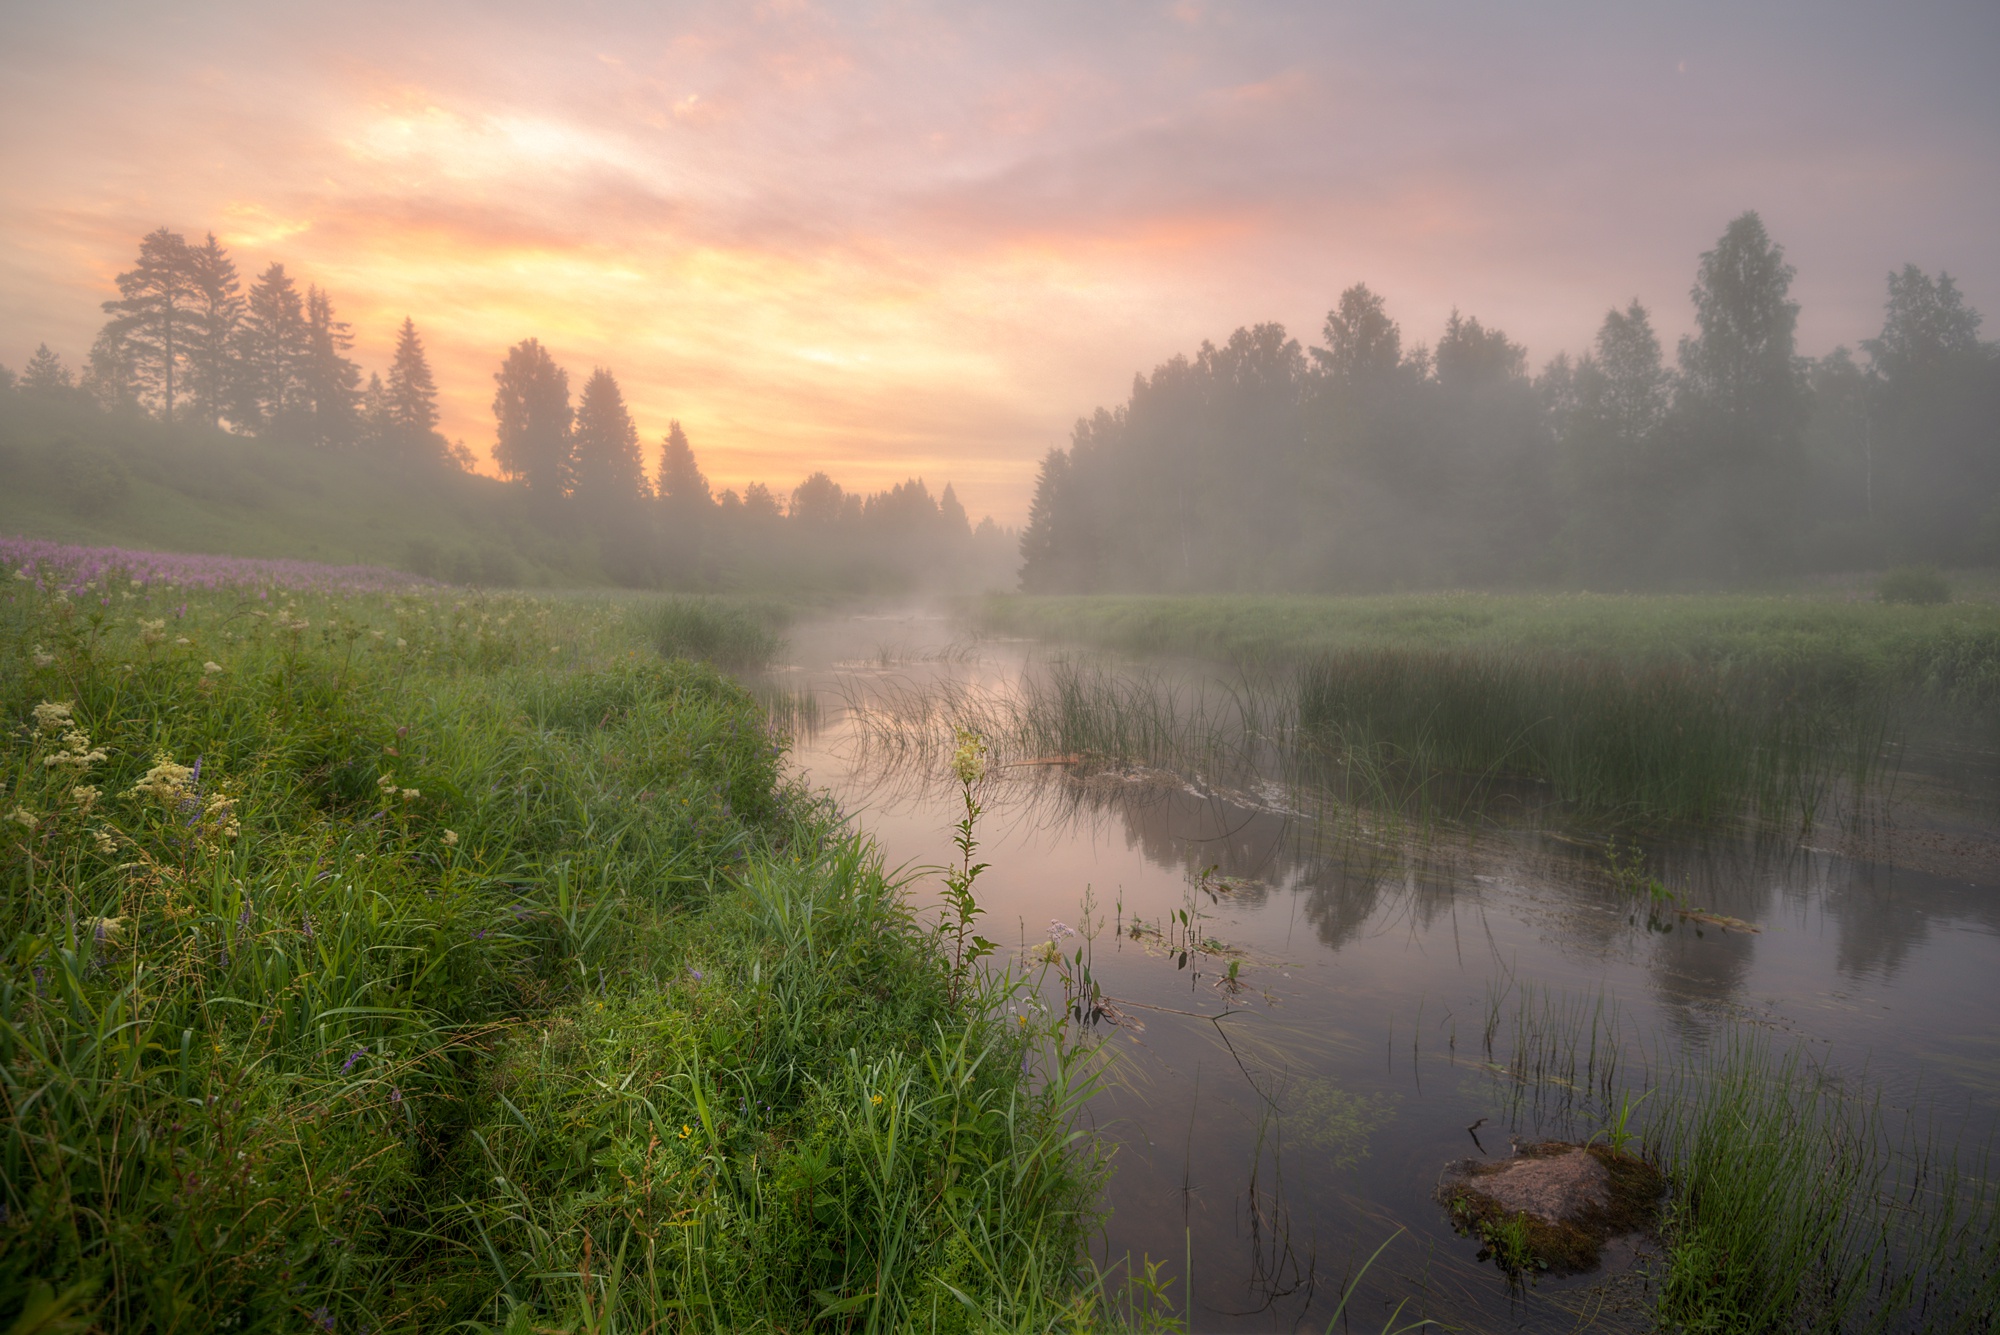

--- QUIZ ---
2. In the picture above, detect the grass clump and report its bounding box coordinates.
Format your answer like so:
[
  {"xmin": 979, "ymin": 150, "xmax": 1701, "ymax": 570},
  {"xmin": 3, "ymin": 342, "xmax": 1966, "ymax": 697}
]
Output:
[
  {"xmin": 1295, "ymin": 647, "xmax": 1886, "ymax": 825},
  {"xmin": 645, "ymin": 594, "xmax": 788, "ymax": 669},
  {"xmin": 1878, "ymin": 564, "xmax": 1951, "ymax": 605},
  {"xmin": 0, "ymin": 561, "xmax": 1103, "ymax": 1331}
]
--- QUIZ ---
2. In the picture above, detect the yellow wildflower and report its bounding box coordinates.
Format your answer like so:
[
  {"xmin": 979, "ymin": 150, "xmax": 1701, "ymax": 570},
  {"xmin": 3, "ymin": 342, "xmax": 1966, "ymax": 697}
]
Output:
[
  {"xmin": 70, "ymin": 785, "xmax": 100, "ymax": 814},
  {"xmin": 441, "ymin": 829, "xmax": 459, "ymax": 847},
  {"xmin": 203, "ymin": 661, "xmax": 223, "ymax": 674},
  {"xmin": 7, "ymin": 808, "xmax": 36, "ymax": 830},
  {"xmin": 32, "ymin": 701, "xmax": 74, "ymax": 734}
]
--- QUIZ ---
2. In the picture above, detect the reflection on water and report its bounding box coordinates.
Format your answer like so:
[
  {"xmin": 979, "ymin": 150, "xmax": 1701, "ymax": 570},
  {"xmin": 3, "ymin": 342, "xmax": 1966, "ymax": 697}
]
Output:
[{"xmin": 765, "ymin": 609, "xmax": 2000, "ymax": 1331}]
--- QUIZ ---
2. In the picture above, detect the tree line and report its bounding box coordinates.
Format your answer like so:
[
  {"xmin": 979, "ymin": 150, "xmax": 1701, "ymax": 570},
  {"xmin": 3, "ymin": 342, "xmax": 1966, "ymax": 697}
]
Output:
[
  {"xmin": 1019, "ymin": 212, "xmax": 2000, "ymax": 591},
  {"xmin": 4, "ymin": 226, "xmax": 1011, "ymax": 592}
]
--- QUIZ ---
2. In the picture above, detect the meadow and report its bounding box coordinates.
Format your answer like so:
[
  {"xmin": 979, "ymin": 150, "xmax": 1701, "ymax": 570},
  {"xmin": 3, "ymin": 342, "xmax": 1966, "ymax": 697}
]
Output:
[{"xmin": 0, "ymin": 547, "xmax": 1109, "ymax": 1333}]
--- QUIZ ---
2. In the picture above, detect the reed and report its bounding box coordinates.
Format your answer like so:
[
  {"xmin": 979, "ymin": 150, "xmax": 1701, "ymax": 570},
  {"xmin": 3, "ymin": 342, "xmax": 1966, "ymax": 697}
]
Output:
[
  {"xmin": 1476, "ymin": 985, "xmax": 2000, "ymax": 1333},
  {"xmin": 643, "ymin": 594, "xmax": 788, "ymax": 669},
  {"xmin": 1295, "ymin": 646, "xmax": 1890, "ymax": 825}
]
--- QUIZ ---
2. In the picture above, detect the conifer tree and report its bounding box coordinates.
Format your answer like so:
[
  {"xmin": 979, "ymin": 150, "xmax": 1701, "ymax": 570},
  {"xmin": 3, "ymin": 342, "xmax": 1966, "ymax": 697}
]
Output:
[
  {"xmin": 20, "ymin": 344, "xmax": 74, "ymax": 395},
  {"xmin": 655, "ymin": 421, "xmax": 710, "ymax": 508},
  {"xmin": 300, "ymin": 286, "xmax": 362, "ymax": 447},
  {"xmin": 183, "ymin": 233, "xmax": 242, "ymax": 427},
  {"xmin": 491, "ymin": 338, "xmax": 572, "ymax": 494},
  {"xmin": 99, "ymin": 228, "xmax": 199, "ymax": 421},
  {"xmin": 383, "ymin": 317, "xmax": 442, "ymax": 458},
  {"xmin": 571, "ymin": 368, "xmax": 647, "ymax": 505},
  {"xmin": 232, "ymin": 263, "xmax": 309, "ymax": 435}
]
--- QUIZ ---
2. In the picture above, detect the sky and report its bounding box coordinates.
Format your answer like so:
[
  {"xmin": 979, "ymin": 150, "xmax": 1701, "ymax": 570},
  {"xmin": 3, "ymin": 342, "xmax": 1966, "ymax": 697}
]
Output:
[{"xmin": 3, "ymin": 0, "xmax": 1996, "ymax": 524}]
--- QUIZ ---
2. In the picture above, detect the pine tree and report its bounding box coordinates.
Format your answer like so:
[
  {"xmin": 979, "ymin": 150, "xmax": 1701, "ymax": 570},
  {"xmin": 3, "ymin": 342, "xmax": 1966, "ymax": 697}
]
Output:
[
  {"xmin": 183, "ymin": 233, "xmax": 242, "ymax": 427},
  {"xmin": 383, "ymin": 317, "xmax": 442, "ymax": 459},
  {"xmin": 491, "ymin": 338, "xmax": 572, "ymax": 494},
  {"xmin": 232, "ymin": 263, "xmax": 309, "ymax": 436},
  {"xmin": 99, "ymin": 227, "xmax": 199, "ymax": 421},
  {"xmin": 571, "ymin": 368, "xmax": 647, "ymax": 505},
  {"xmin": 300, "ymin": 285, "xmax": 362, "ymax": 447},
  {"xmin": 20, "ymin": 344, "xmax": 74, "ymax": 395},
  {"xmin": 655, "ymin": 421, "xmax": 710, "ymax": 507}
]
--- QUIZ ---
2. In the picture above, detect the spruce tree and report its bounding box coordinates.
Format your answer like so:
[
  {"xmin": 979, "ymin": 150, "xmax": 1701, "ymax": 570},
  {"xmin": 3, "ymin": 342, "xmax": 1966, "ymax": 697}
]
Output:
[
  {"xmin": 183, "ymin": 233, "xmax": 242, "ymax": 427},
  {"xmin": 300, "ymin": 286, "xmax": 362, "ymax": 447},
  {"xmin": 571, "ymin": 368, "xmax": 647, "ymax": 505},
  {"xmin": 232, "ymin": 263, "xmax": 309, "ymax": 436},
  {"xmin": 491, "ymin": 338, "xmax": 572, "ymax": 494},
  {"xmin": 20, "ymin": 344, "xmax": 74, "ymax": 395},
  {"xmin": 383, "ymin": 317, "xmax": 442, "ymax": 458}
]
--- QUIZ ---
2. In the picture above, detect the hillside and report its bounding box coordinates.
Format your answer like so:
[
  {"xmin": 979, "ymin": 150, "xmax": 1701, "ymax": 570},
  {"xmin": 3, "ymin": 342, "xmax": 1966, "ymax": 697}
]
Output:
[{"xmin": 0, "ymin": 391, "xmax": 609, "ymax": 586}]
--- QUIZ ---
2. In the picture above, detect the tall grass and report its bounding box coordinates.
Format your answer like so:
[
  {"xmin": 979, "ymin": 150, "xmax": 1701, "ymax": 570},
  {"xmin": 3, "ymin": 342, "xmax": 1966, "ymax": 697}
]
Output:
[
  {"xmin": 1477, "ymin": 986, "xmax": 2000, "ymax": 1334},
  {"xmin": 0, "ymin": 565, "xmax": 1107, "ymax": 1331},
  {"xmin": 644, "ymin": 594, "xmax": 788, "ymax": 669},
  {"xmin": 1295, "ymin": 647, "xmax": 1890, "ymax": 825}
]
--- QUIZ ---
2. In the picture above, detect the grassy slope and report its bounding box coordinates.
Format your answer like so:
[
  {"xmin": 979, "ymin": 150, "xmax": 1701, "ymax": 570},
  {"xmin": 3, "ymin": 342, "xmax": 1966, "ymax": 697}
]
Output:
[
  {"xmin": 0, "ymin": 393, "xmax": 605, "ymax": 586},
  {"xmin": 0, "ymin": 576, "xmax": 1101, "ymax": 1332}
]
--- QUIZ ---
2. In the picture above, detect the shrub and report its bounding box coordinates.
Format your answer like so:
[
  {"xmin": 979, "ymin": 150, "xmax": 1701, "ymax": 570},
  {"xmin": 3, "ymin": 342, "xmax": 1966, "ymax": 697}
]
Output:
[{"xmin": 1878, "ymin": 564, "xmax": 1950, "ymax": 605}]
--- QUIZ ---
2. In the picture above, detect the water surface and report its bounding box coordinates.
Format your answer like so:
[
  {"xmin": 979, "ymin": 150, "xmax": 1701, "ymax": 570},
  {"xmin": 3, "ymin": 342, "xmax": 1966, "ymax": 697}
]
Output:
[{"xmin": 767, "ymin": 609, "xmax": 2000, "ymax": 1332}]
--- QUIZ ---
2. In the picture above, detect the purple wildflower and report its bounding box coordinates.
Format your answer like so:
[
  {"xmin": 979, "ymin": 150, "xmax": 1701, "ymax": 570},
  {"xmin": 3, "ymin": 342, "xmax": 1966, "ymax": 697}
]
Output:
[
  {"xmin": 389, "ymin": 1088, "xmax": 402, "ymax": 1105},
  {"xmin": 341, "ymin": 1050, "xmax": 365, "ymax": 1073},
  {"xmin": 0, "ymin": 538, "xmax": 442, "ymax": 596},
  {"xmin": 311, "ymin": 1305, "xmax": 334, "ymax": 1331}
]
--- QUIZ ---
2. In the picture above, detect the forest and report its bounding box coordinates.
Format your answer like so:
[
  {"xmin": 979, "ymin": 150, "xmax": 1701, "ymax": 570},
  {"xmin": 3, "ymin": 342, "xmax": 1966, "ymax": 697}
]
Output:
[
  {"xmin": 1, "ymin": 227, "xmax": 1013, "ymax": 593},
  {"xmin": 1019, "ymin": 212, "xmax": 1999, "ymax": 593}
]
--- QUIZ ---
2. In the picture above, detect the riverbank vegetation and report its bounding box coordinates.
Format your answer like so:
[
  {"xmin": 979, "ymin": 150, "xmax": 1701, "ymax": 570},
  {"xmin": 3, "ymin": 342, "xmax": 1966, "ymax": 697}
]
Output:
[
  {"xmin": 0, "ymin": 554, "xmax": 1103, "ymax": 1331},
  {"xmin": 968, "ymin": 590, "xmax": 2000, "ymax": 825},
  {"xmin": 1481, "ymin": 987, "xmax": 2000, "ymax": 1333}
]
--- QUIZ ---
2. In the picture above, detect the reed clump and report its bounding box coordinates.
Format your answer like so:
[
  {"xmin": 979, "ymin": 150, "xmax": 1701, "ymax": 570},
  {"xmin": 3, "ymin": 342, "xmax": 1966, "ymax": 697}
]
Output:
[
  {"xmin": 1295, "ymin": 647, "xmax": 1888, "ymax": 825},
  {"xmin": 0, "ymin": 563, "xmax": 1104, "ymax": 1332},
  {"xmin": 644, "ymin": 593, "xmax": 788, "ymax": 669}
]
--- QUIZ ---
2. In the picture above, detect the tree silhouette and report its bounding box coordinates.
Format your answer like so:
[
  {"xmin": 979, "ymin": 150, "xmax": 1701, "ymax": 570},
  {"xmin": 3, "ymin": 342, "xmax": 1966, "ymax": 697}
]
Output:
[
  {"xmin": 99, "ymin": 228, "xmax": 199, "ymax": 422},
  {"xmin": 491, "ymin": 338, "xmax": 572, "ymax": 495},
  {"xmin": 571, "ymin": 368, "xmax": 647, "ymax": 505},
  {"xmin": 20, "ymin": 344, "xmax": 74, "ymax": 396},
  {"xmin": 232, "ymin": 263, "xmax": 309, "ymax": 436},
  {"xmin": 183, "ymin": 233, "xmax": 242, "ymax": 428},
  {"xmin": 300, "ymin": 286, "xmax": 362, "ymax": 447},
  {"xmin": 383, "ymin": 317, "xmax": 442, "ymax": 459}
]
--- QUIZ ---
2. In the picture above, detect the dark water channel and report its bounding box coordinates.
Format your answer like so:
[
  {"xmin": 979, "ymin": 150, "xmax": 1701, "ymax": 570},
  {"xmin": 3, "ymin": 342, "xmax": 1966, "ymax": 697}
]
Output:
[{"xmin": 764, "ymin": 609, "xmax": 2000, "ymax": 1333}]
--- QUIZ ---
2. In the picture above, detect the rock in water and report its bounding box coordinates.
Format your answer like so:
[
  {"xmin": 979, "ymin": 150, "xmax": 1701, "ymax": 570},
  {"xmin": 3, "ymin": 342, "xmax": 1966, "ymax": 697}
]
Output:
[{"xmin": 1437, "ymin": 1140, "xmax": 1664, "ymax": 1277}]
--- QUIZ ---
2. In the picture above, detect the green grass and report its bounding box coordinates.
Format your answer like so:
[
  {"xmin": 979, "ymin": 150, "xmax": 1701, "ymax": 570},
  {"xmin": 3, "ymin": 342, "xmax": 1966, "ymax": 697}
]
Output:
[
  {"xmin": 643, "ymin": 595, "xmax": 790, "ymax": 670},
  {"xmin": 0, "ymin": 571, "xmax": 1108, "ymax": 1331}
]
